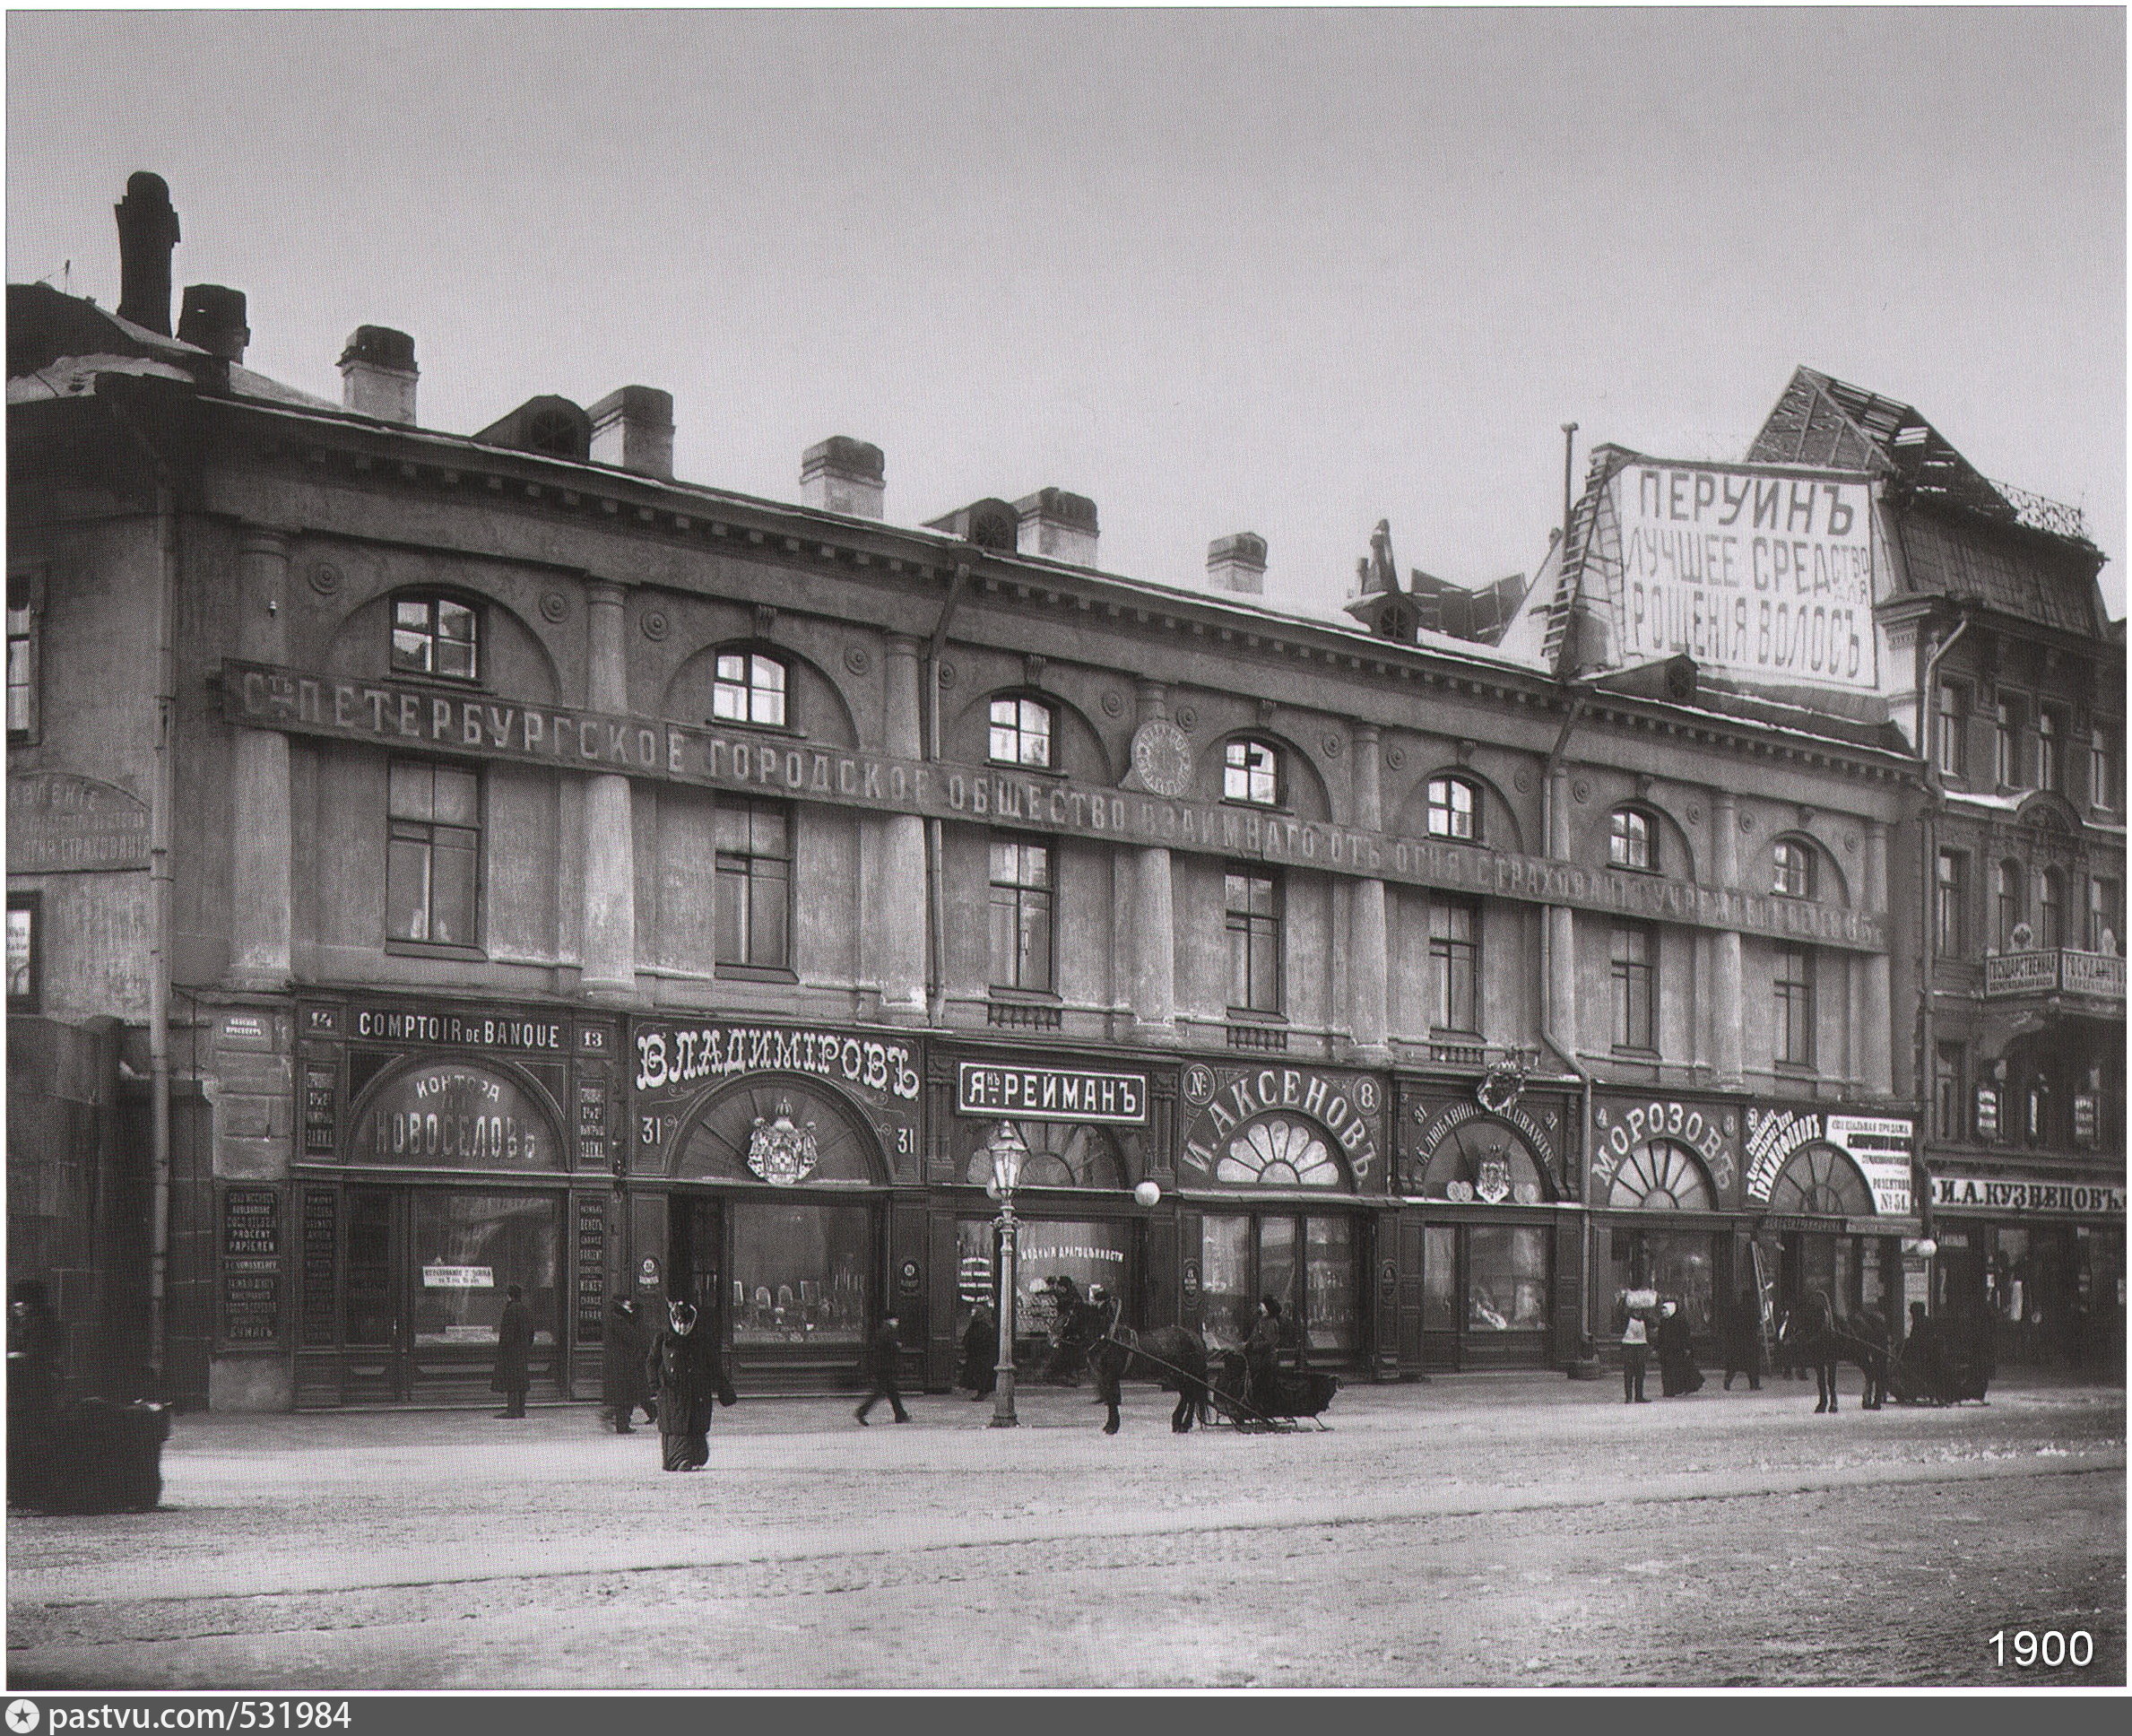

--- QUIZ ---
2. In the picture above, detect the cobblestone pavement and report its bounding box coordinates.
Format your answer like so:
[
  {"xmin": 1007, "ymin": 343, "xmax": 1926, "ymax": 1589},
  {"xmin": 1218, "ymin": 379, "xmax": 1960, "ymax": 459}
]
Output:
[{"xmin": 8, "ymin": 1373, "xmax": 2123, "ymax": 1690}]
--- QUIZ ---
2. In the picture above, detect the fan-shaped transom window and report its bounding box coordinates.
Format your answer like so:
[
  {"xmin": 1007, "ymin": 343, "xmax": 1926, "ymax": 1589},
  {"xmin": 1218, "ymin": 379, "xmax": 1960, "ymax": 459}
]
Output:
[
  {"xmin": 1772, "ymin": 838, "xmax": 1815, "ymax": 899},
  {"xmin": 714, "ymin": 651, "xmax": 788, "ymax": 727},
  {"xmin": 1414, "ymin": 1120, "xmax": 1550, "ymax": 1204},
  {"xmin": 1606, "ymin": 1139, "xmax": 1714, "ymax": 1211},
  {"xmin": 1764, "ymin": 1143, "xmax": 1873, "ymax": 1217},
  {"xmin": 1609, "ymin": 807, "xmax": 1654, "ymax": 872},
  {"xmin": 1217, "ymin": 1113, "xmax": 1346, "ymax": 1187},
  {"xmin": 1426, "ymin": 776, "xmax": 1478, "ymax": 840},
  {"xmin": 391, "ymin": 595, "xmax": 479, "ymax": 681},
  {"xmin": 1224, "ymin": 738, "xmax": 1280, "ymax": 806},
  {"xmin": 989, "ymin": 696, "xmax": 1053, "ymax": 768},
  {"xmin": 962, "ymin": 1123, "xmax": 1126, "ymax": 1191}
]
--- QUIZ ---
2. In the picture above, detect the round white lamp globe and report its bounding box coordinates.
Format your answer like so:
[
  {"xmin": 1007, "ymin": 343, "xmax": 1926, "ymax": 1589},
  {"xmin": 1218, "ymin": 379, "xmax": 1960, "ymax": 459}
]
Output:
[{"xmin": 1133, "ymin": 1180, "xmax": 1161, "ymax": 1209}]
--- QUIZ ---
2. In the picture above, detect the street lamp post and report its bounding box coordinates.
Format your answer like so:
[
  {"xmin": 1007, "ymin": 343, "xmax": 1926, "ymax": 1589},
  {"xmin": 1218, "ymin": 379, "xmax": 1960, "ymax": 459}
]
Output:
[{"xmin": 986, "ymin": 1121, "xmax": 1027, "ymax": 1428}]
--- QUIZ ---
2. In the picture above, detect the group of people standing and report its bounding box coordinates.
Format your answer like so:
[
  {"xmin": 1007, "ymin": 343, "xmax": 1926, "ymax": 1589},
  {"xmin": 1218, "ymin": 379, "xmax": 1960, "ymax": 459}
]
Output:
[{"xmin": 1613, "ymin": 1288, "xmax": 1703, "ymax": 1402}]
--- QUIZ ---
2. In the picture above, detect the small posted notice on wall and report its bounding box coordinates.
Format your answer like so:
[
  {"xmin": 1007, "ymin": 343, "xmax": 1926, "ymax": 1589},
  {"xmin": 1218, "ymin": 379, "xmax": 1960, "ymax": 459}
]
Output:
[{"xmin": 421, "ymin": 1265, "xmax": 495, "ymax": 1289}]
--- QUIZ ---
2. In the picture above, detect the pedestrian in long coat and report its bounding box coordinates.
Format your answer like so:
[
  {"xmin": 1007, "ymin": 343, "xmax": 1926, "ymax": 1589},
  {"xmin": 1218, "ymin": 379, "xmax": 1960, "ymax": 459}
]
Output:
[
  {"xmin": 491, "ymin": 1284, "xmax": 533, "ymax": 1418},
  {"xmin": 601, "ymin": 1297, "xmax": 654, "ymax": 1433},
  {"xmin": 1720, "ymin": 1289, "xmax": 1764, "ymax": 1391},
  {"xmin": 1244, "ymin": 1296, "xmax": 1283, "ymax": 1416},
  {"xmin": 1654, "ymin": 1298, "xmax": 1703, "ymax": 1395},
  {"xmin": 646, "ymin": 1299, "xmax": 736, "ymax": 1471},
  {"xmin": 854, "ymin": 1314, "xmax": 911, "ymax": 1424},
  {"xmin": 959, "ymin": 1303, "xmax": 998, "ymax": 1400}
]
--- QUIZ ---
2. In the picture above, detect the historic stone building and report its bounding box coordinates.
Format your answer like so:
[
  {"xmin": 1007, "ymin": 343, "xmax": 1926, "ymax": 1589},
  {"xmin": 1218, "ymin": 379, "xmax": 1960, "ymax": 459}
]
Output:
[{"xmin": 13, "ymin": 176, "xmax": 2108, "ymax": 1412}]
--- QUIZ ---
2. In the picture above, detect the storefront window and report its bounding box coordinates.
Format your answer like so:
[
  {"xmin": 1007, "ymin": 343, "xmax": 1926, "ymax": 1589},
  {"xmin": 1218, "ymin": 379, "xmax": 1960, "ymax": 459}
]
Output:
[
  {"xmin": 958, "ymin": 1216, "xmax": 1134, "ymax": 1369},
  {"xmin": 410, "ymin": 1193, "xmax": 558, "ymax": 1347},
  {"xmin": 1422, "ymin": 1225, "xmax": 1456, "ymax": 1331},
  {"xmin": 1198, "ymin": 1211, "xmax": 1358, "ymax": 1357},
  {"xmin": 729, "ymin": 1201, "xmax": 869, "ymax": 1350},
  {"xmin": 1305, "ymin": 1217, "xmax": 1358, "ymax": 1350},
  {"xmin": 1466, "ymin": 1226, "xmax": 1549, "ymax": 1332}
]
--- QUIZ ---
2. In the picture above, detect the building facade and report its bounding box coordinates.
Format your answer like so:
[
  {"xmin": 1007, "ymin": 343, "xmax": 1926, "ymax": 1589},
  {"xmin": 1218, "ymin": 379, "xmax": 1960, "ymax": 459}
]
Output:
[{"xmin": 10, "ymin": 179, "xmax": 2110, "ymax": 1411}]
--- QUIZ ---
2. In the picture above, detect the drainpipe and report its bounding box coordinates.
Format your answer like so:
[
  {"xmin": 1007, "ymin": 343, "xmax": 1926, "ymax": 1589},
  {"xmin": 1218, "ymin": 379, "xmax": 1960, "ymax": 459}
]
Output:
[
  {"xmin": 1914, "ymin": 611, "xmax": 1969, "ymax": 1262},
  {"xmin": 922, "ymin": 565, "xmax": 969, "ymax": 1023},
  {"xmin": 108, "ymin": 395, "xmax": 178, "ymax": 1394},
  {"xmin": 1539, "ymin": 681, "xmax": 1599, "ymax": 1374}
]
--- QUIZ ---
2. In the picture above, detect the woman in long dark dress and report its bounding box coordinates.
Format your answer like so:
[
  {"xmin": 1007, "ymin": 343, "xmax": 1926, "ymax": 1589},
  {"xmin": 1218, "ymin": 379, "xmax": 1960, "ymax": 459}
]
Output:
[
  {"xmin": 959, "ymin": 1303, "xmax": 997, "ymax": 1400},
  {"xmin": 1654, "ymin": 1298, "xmax": 1703, "ymax": 1396},
  {"xmin": 646, "ymin": 1299, "xmax": 735, "ymax": 1471}
]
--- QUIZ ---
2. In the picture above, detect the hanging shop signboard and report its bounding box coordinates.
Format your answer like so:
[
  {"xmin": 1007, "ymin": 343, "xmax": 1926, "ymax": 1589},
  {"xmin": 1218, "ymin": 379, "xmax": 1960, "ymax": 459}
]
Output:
[
  {"xmin": 1743, "ymin": 1107, "xmax": 1913, "ymax": 1215},
  {"xmin": 1928, "ymin": 1175, "xmax": 2125, "ymax": 1218},
  {"xmin": 956, "ymin": 1063, "xmax": 1148, "ymax": 1124},
  {"xmin": 223, "ymin": 659, "xmax": 1885, "ymax": 952}
]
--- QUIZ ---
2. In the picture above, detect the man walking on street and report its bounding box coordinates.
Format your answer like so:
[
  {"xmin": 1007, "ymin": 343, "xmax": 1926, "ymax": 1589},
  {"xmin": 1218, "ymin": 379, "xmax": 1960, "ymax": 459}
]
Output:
[{"xmin": 855, "ymin": 1313, "xmax": 910, "ymax": 1424}]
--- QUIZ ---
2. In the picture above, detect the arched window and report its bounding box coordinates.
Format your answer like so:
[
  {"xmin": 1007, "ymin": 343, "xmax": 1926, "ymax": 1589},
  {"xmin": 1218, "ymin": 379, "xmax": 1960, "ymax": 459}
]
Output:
[
  {"xmin": 964, "ymin": 1123, "xmax": 1126, "ymax": 1190},
  {"xmin": 988, "ymin": 695, "xmax": 1053, "ymax": 768},
  {"xmin": 2036, "ymin": 867, "xmax": 2065, "ymax": 950},
  {"xmin": 1426, "ymin": 776, "xmax": 1479, "ymax": 840},
  {"xmin": 1772, "ymin": 838, "xmax": 1815, "ymax": 899},
  {"xmin": 1416, "ymin": 1120, "xmax": 1551, "ymax": 1204},
  {"xmin": 713, "ymin": 649, "xmax": 788, "ymax": 727},
  {"xmin": 390, "ymin": 595, "xmax": 480, "ymax": 681},
  {"xmin": 1606, "ymin": 1140, "xmax": 1714, "ymax": 1211},
  {"xmin": 1223, "ymin": 738, "xmax": 1280, "ymax": 806},
  {"xmin": 1765, "ymin": 1144, "xmax": 1873, "ymax": 1217},
  {"xmin": 1995, "ymin": 860, "xmax": 2025, "ymax": 950},
  {"xmin": 1608, "ymin": 807, "xmax": 1654, "ymax": 872}
]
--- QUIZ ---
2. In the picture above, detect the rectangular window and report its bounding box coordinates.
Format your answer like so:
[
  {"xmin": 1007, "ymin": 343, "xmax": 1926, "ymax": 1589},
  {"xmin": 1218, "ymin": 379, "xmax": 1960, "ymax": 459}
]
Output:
[
  {"xmin": 1609, "ymin": 922, "xmax": 1656, "ymax": 1052},
  {"xmin": 7, "ymin": 892, "xmax": 39, "ymax": 1011},
  {"xmin": 987, "ymin": 836, "xmax": 1053, "ymax": 993},
  {"xmin": 1934, "ymin": 1043, "xmax": 1965, "ymax": 1142},
  {"xmin": 6, "ymin": 589, "xmax": 37, "ymax": 742},
  {"xmin": 713, "ymin": 652, "xmax": 787, "ymax": 727},
  {"xmin": 1994, "ymin": 860, "xmax": 2024, "ymax": 951},
  {"xmin": 2090, "ymin": 878, "xmax": 2122, "ymax": 956},
  {"xmin": 1934, "ymin": 850, "xmax": 1968, "ymax": 957},
  {"xmin": 1225, "ymin": 870, "xmax": 1283, "ymax": 1015},
  {"xmin": 391, "ymin": 596, "xmax": 479, "ymax": 681},
  {"xmin": 1935, "ymin": 681, "xmax": 1969, "ymax": 779},
  {"xmin": 386, "ymin": 760, "xmax": 481, "ymax": 948},
  {"xmin": 1774, "ymin": 945, "xmax": 1816, "ymax": 1069},
  {"xmin": 1994, "ymin": 695, "xmax": 2024, "ymax": 787},
  {"xmin": 2090, "ymin": 725, "xmax": 2118, "ymax": 812},
  {"xmin": 1427, "ymin": 897, "xmax": 1480, "ymax": 1033},
  {"xmin": 2037, "ymin": 707, "xmax": 2066, "ymax": 792},
  {"xmin": 715, "ymin": 800, "xmax": 792, "ymax": 971}
]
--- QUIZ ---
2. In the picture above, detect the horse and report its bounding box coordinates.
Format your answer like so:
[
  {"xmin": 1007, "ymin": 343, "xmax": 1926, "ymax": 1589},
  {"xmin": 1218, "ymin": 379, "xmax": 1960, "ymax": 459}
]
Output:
[
  {"xmin": 1086, "ymin": 1324, "xmax": 1216, "ymax": 1435},
  {"xmin": 1776, "ymin": 1294, "xmax": 1887, "ymax": 1414}
]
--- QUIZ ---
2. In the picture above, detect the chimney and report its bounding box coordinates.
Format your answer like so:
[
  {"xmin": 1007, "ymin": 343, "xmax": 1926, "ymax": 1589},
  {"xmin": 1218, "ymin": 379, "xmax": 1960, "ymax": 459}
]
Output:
[
  {"xmin": 338, "ymin": 326, "xmax": 418, "ymax": 424},
  {"xmin": 114, "ymin": 171, "xmax": 180, "ymax": 335},
  {"xmin": 1207, "ymin": 533, "xmax": 1268, "ymax": 596},
  {"xmin": 800, "ymin": 437, "xmax": 885, "ymax": 518},
  {"xmin": 1015, "ymin": 488, "xmax": 1099, "ymax": 567},
  {"xmin": 177, "ymin": 284, "xmax": 248, "ymax": 363},
  {"xmin": 590, "ymin": 386, "xmax": 675, "ymax": 480}
]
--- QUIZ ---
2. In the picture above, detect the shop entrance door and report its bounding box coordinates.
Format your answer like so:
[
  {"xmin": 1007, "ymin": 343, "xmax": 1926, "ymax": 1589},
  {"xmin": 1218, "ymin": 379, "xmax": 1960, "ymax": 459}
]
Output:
[{"xmin": 339, "ymin": 1185, "xmax": 565, "ymax": 1405}]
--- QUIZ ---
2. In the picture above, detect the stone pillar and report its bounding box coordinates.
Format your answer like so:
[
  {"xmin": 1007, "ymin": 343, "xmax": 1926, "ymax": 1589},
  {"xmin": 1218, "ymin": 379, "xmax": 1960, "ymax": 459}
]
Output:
[
  {"xmin": 1546, "ymin": 767, "xmax": 1579, "ymax": 1060},
  {"xmin": 1131, "ymin": 681, "xmax": 1178, "ymax": 1045},
  {"xmin": 1348, "ymin": 724, "xmax": 1391, "ymax": 1063},
  {"xmin": 877, "ymin": 637, "xmax": 930, "ymax": 1023},
  {"xmin": 227, "ymin": 528, "xmax": 293, "ymax": 989},
  {"xmin": 1712, "ymin": 790, "xmax": 1745, "ymax": 1088},
  {"xmin": 1861, "ymin": 819, "xmax": 1894, "ymax": 1096},
  {"xmin": 579, "ymin": 581, "xmax": 637, "ymax": 1003}
]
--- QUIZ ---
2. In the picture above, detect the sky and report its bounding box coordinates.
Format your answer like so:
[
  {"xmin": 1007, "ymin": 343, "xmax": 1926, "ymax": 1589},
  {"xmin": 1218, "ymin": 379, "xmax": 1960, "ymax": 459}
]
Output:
[{"xmin": 7, "ymin": 6, "xmax": 2126, "ymax": 620}]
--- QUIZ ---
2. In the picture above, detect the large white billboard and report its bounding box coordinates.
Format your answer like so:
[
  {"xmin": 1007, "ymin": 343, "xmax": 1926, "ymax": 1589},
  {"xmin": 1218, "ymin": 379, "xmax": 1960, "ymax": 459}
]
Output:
[{"xmin": 1608, "ymin": 460, "xmax": 1878, "ymax": 693}]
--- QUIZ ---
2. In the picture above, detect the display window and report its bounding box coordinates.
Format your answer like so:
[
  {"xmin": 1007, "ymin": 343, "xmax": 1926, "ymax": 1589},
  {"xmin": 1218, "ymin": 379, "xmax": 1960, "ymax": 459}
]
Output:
[
  {"xmin": 728, "ymin": 1200, "xmax": 871, "ymax": 1351},
  {"xmin": 1196, "ymin": 1211, "xmax": 1359, "ymax": 1358},
  {"xmin": 954, "ymin": 1216, "xmax": 1135, "ymax": 1372},
  {"xmin": 1604, "ymin": 1227, "xmax": 1718, "ymax": 1336},
  {"xmin": 1416, "ymin": 1220, "xmax": 1555, "ymax": 1368}
]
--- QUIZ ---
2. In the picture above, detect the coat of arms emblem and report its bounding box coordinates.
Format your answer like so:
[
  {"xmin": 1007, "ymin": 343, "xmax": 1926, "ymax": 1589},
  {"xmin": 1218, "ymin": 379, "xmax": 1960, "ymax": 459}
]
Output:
[
  {"xmin": 1474, "ymin": 1150, "xmax": 1512, "ymax": 1205},
  {"xmin": 748, "ymin": 1098, "xmax": 819, "ymax": 1185}
]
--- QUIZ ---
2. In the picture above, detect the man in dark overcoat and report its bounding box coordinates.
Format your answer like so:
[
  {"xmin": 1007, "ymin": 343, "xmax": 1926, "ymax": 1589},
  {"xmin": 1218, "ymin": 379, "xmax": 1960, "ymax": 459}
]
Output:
[
  {"xmin": 646, "ymin": 1299, "xmax": 735, "ymax": 1471},
  {"xmin": 601, "ymin": 1297, "xmax": 654, "ymax": 1433},
  {"xmin": 1720, "ymin": 1288, "xmax": 1764, "ymax": 1391},
  {"xmin": 959, "ymin": 1303, "xmax": 998, "ymax": 1400},
  {"xmin": 854, "ymin": 1313, "xmax": 910, "ymax": 1424},
  {"xmin": 491, "ymin": 1283, "xmax": 533, "ymax": 1418},
  {"xmin": 1244, "ymin": 1295, "xmax": 1284, "ymax": 1417}
]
